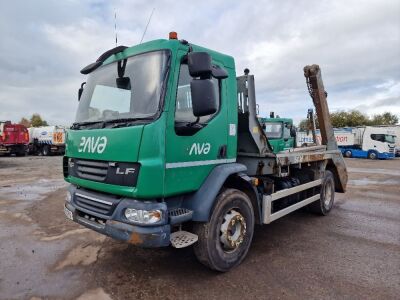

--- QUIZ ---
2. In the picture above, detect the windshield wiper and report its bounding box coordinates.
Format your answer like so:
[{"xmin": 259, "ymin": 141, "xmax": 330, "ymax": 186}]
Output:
[
  {"xmin": 104, "ymin": 117, "xmax": 154, "ymax": 128},
  {"xmin": 71, "ymin": 120, "xmax": 104, "ymax": 129}
]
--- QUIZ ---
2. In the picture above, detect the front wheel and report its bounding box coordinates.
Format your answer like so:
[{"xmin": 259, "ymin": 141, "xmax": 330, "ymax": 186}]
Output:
[
  {"xmin": 309, "ymin": 170, "xmax": 335, "ymax": 215},
  {"xmin": 193, "ymin": 189, "xmax": 255, "ymax": 272},
  {"xmin": 368, "ymin": 151, "xmax": 377, "ymax": 159},
  {"xmin": 42, "ymin": 145, "xmax": 50, "ymax": 156}
]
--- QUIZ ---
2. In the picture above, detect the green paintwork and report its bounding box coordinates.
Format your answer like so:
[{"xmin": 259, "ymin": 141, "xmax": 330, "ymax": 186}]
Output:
[
  {"xmin": 259, "ymin": 117, "xmax": 295, "ymax": 153},
  {"xmin": 65, "ymin": 39, "xmax": 238, "ymax": 199}
]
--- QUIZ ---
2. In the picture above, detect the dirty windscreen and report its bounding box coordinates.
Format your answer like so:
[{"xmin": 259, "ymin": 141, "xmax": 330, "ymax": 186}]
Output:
[{"xmin": 75, "ymin": 50, "xmax": 169, "ymax": 124}]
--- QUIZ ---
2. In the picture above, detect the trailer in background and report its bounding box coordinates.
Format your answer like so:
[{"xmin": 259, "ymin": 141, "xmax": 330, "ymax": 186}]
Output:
[
  {"xmin": 297, "ymin": 126, "xmax": 396, "ymax": 159},
  {"xmin": 0, "ymin": 121, "xmax": 29, "ymax": 156},
  {"xmin": 28, "ymin": 126, "xmax": 66, "ymax": 156}
]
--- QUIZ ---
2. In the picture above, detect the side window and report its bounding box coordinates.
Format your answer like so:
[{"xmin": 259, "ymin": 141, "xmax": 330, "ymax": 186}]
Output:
[
  {"xmin": 371, "ymin": 134, "xmax": 384, "ymax": 142},
  {"xmin": 283, "ymin": 123, "xmax": 291, "ymax": 139},
  {"xmin": 175, "ymin": 64, "xmax": 220, "ymax": 124}
]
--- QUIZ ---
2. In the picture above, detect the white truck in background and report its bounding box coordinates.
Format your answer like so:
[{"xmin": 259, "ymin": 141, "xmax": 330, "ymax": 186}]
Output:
[
  {"xmin": 297, "ymin": 126, "xmax": 396, "ymax": 159},
  {"xmin": 376, "ymin": 125, "xmax": 400, "ymax": 157},
  {"xmin": 28, "ymin": 126, "xmax": 66, "ymax": 156}
]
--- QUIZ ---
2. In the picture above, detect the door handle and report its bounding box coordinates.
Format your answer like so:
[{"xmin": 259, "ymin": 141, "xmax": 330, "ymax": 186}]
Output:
[{"xmin": 218, "ymin": 145, "xmax": 227, "ymax": 159}]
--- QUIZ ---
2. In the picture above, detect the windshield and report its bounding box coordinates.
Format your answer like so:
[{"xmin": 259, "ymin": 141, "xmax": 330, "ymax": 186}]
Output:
[
  {"xmin": 385, "ymin": 135, "xmax": 396, "ymax": 143},
  {"xmin": 75, "ymin": 50, "xmax": 169, "ymax": 127},
  {"xmin": 371, "ymin": 133, "xmax": 396, "ymax": 144},
  {"xmin": 264, "ymin": 122, "xmax": 283, "ymax": 139}
]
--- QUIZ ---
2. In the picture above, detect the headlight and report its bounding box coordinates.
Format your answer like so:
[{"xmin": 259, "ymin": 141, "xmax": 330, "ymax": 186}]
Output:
[
  {"xmin": 66, "ymin": 191, "xmax": 72, "ymax": 202},
  {"xmin": 124, "ymin": 208, "xmax": 162, "ymax": 224}
]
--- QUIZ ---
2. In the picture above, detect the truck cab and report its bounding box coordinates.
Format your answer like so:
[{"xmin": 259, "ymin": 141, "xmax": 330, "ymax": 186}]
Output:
[
  {"xmin": 0, "ymin": 121, "xmax": 29, "ymax": 156},
  {"xmin": 259, "ymin": 116, "xmax": 295, "ymax": 153},
  {"xmin": 63, "ymin": 33, "xmax": 347, "ymax": 271}
]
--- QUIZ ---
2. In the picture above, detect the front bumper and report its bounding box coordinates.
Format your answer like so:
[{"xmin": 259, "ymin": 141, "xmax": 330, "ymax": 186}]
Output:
[
  {"xmin": 65, "ymin": 185, "xmax": 171, "ymax": 248},
  {"xmin": 378, "ymin": 152, "xmax": 395, "ymax": 159}
]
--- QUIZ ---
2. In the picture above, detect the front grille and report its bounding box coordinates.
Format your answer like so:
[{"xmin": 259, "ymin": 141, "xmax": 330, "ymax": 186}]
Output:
[
  {"xmin": 67, "ymin": 158, "xmax": 140, "ymax": 187},
  {"xmin": 74, "ymin": 192, "xmax": 117, "ymax": 216},
  {"xmin": 76, "ymin": 159, "xmax": 108, "ymax": 181},
  {"xmin": 389, "ymin": 147, "xmax": 394, "ymax": 153}
]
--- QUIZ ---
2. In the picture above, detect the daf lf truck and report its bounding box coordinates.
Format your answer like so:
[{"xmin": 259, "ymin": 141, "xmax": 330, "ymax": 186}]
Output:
[{"xmin": 63, "ymin": 33, "xmax": 347, "ymax": 271}]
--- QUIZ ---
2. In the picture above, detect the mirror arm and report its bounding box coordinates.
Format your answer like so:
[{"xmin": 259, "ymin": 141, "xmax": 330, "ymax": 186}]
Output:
[
  {"xmin": 78, "ymin": 82, "xmax": 86, "ymax": 101},
  {"xmin": 188, "ymin": 117, "xmax": 200, "ymax": 127}
]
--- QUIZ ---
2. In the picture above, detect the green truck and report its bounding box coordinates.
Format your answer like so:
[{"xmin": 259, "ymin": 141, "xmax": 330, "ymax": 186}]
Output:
[
  {"xmin": 63, "ymin": 32, "xmax": 348, "ymax": 271},
  {"xmin": 259, "ymin": 114, "xmax": 295, "ymax": 153}
]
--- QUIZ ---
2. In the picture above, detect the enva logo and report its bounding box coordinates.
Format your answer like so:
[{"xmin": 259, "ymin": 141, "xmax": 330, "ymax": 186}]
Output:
[
  {"xmin": 78, "ymin": 136, "xmax": 107, "ymax": 154},
  {"xmin": 189, "ymin": 142, "xmax": 211, "ymax": 155}
]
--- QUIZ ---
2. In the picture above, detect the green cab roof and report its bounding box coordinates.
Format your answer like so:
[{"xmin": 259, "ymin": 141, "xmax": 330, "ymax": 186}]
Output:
[{"xmin": 101, "ymin": 38, "xmax": 235, "ymax": 69}]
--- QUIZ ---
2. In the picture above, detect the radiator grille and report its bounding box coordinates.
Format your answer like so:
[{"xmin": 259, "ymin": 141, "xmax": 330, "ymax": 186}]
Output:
[
  {"xmin": 75, "ymin": 159, "xmax": 108, "ymax": 181},
  {"xmin": 74, "ymin": 192, "xmax": 116, "ymax": 216}
]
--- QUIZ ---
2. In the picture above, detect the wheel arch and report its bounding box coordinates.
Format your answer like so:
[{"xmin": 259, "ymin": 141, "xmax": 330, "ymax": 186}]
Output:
[
  {"xmin": 183, "ymin": 163, "xmax": 260, "ymax": 222},
  {"xmin": 223, "ymin": 173, "xmax": 262, "ymax": 224},
  {"xmin": 326, "ymin": 159, "xmax": 346, "ymax": 193}
]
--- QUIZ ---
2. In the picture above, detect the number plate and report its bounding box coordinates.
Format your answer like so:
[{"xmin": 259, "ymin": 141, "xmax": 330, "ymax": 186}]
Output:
[{"xmin": 64, "ymin": 206, "xmax": 73, "ymax": 220}]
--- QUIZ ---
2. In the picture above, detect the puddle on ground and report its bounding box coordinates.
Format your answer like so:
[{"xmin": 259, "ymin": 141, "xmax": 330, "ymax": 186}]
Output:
[
  {"xmin": 54, "ymin": 236, "xmax": 106, "ymax": 271},
  {"xmin": 348, "ymin": 178, "xmax": 399, "ymax": 186},
  {"xmin": 40, "ymin": 228, "xmax": 91, "ymax": 241},
  {"xmin": 0, "ymin": 179, "xmax": 67, "ymax": 201},
  {"xmin": 348, "ymin": 168, "xmax": 400, "ymax": 176}
]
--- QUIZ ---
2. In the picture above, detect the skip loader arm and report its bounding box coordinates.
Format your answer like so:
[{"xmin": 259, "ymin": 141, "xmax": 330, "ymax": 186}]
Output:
[{"xmin": 304, "ymin": 64, "xmax": 348, "ymax": 192}]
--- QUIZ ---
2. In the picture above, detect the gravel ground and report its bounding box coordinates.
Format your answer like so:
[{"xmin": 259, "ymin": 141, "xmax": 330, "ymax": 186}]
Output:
[{"xmin": 0, "ymin": 156, "xmax": 399, "ymax": 299}]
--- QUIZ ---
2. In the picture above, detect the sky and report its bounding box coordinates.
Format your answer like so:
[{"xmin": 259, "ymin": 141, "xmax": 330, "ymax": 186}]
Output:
[{"xmin": 0, "ymin": 0, "xmax": 399, "ymax": 125}]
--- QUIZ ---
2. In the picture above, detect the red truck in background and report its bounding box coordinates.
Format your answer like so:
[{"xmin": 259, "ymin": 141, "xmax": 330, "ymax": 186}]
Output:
[{"xmin": 0, "ymin": 121, "xmax": 29, "ymax": 156}]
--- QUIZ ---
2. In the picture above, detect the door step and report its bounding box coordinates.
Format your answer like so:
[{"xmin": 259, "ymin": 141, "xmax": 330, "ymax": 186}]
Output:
[{"xmin": 170, "ymin": 231, "xmax": 198, "ymax": 248}]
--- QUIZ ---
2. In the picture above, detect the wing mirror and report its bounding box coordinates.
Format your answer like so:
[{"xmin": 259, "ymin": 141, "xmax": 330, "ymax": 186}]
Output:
[
  {"xmin": 290, "ymin": 126, "xmax": 296, "ymax": 137},
  {"xmin": 190, "ymin": 79, "xmax": 217, "ymax": 117},
  {"xmin": 187, "ymin": 52, "xmax": 228, "ymax": 79},
  {"xmin": 188, "ymin": 52, "xmax": 212, "ymax": 78}
]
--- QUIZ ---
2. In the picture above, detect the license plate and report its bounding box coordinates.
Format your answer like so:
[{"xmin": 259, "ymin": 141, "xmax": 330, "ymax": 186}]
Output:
[{"xmin": 64, "ymin": 206, "xmax": 73, "ymax": 220}]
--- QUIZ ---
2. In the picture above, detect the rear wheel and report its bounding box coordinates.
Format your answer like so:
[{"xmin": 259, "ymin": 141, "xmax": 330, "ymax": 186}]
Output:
[
  {"xmin": 193, "ymin": 189, "xmax": 255, "ymax": 272},
  {"xmin": 42, "ymin": 145, "xmax": 50, "ymax": 156},
  {"xmin": 344, "ymin": 150, "xmax": 352, "ymax": 158},
  {"xmin": 309, "ymin": 170, "xmax": 335, "ymax": 215},
  {"xmin": 368, "ymin": 151, "xmax": 377, "ymax": 159}
]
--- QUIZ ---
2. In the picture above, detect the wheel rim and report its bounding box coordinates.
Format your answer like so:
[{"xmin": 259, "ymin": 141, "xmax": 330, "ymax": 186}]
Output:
[
  {"xmin": 324, "ymin": 181, "xmax": 333, "ymax": 207},
  {"xmin": 370, "ymin": 152, "xmax": 376, "ymax": 159},
  {"xmin": 220, "ymin": 209, "xmax": 246, "ymax": 251}
]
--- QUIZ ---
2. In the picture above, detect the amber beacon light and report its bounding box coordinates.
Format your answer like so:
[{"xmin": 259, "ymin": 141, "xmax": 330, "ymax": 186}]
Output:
[{"xmin": 169, "ymin": 31, "xmax": 178, "ymax": 40}]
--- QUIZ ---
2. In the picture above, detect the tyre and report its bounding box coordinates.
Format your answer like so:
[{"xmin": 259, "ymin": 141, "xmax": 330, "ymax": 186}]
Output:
[
  {"xmin": 16, "ymin": 151, "xmax": 25, "ymax": 157},
  {"xmin": 368, "ymin": 151, "xmax": 377, "ymax": 160},
  {"xmin": 344, "ymin": 150, "xmax": 352, "ymax": 158},
  {"xmin": 42, "ymin": 145, "xmax": 50, "ymax": 156},
  {"xmin": 309, "ymin": 170, "xmax": 335, "ymax": 216},
  {"xmin": 193, "ymin": 189, "xmax": 255, "ymax": 272}
]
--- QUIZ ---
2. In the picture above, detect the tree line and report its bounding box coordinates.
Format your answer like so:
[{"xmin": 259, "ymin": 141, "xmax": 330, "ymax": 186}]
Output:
[
  {"xmin": 19, "ymin": 114, "xmax": 48, "ymax": 127},
  {"xmin": 299, "ymin": 110, "xmax": 398, "ymax": 130}
]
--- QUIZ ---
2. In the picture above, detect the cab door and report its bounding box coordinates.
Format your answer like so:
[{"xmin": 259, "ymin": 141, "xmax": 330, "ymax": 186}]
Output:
[{"xmin": 164, "ymin": 53, "xmax": 229, "ymax": 196}]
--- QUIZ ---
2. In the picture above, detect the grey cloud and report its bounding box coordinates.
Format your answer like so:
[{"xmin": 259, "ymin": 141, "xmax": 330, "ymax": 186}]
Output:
[{"xmin": 0, "ymin": 0, "xmax": 399, "ymax": 126}]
